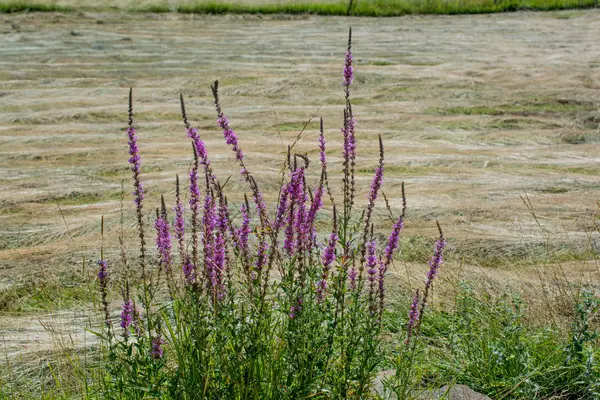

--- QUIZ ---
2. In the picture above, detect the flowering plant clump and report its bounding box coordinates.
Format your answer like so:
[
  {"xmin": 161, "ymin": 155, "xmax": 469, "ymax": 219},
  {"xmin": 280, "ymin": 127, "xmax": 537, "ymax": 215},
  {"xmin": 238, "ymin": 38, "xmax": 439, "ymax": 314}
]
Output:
[{"xmin": 94, "ymin": 28, "xmax": 446, "ymax": 399}]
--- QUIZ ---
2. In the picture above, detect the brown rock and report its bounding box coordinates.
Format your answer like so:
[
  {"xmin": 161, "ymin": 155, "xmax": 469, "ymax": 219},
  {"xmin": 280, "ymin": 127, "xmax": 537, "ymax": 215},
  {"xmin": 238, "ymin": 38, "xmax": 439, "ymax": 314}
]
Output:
[
  {"xmin": 372, "ymin": 369, "xmax": 491, "ymax": 400},
  {"xmin": 417, "ymin": 385, "xmax": 492, "ymax": 400}
]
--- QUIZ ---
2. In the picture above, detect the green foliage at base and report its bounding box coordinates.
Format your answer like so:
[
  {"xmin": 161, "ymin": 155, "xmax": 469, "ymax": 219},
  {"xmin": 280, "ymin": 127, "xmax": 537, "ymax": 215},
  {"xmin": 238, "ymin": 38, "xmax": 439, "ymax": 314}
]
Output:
[{"xmin": 383, "ymin": 284, "xmax": 600, "ymax": 399}]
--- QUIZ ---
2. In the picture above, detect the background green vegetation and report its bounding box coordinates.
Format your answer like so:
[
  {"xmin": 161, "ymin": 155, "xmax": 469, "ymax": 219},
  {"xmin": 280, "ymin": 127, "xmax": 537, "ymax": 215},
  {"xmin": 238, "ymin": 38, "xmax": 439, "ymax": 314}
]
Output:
[{"xmin": 1, "ymin": 0, "xmax": 598, "ymax": 15}]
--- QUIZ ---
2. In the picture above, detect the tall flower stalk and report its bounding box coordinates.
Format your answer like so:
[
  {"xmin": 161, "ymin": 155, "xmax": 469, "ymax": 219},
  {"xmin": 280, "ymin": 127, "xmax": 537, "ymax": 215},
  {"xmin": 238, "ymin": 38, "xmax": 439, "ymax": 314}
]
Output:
[
  {"xmin": 361, "ymin": 135, "xmax": 384, "ymax": 278},
  {"xmin": 155, "ymin": 195, "xmax": 172, "ymax": 271},
  {"xmin": 211, "ymin": 81, "xmax": 269, "ymax": 229},
  {"xmin": 189, "ymin": 153, "xmax": 201, "ymax": 270},
  {"xmin": 174, "ymin": 175, "xmax": 186, "ymax": 265},
  {"xmin": 127, "ymin": 88, "xmax": 147, "ymax": 285},
  {"xmin": 417, "ymin": 222, "xmax": 446, "ymax": 330},
  {"xmin": 405, "ymin": 289, "xmax": 420, "ymax": 346},
  {"xmin": 317, "ymin": 208, "xmax": 338, "ymax": 302},
  {"xmin": 97, "ymin": 260, "xmax": 111, "ymax": 335}
]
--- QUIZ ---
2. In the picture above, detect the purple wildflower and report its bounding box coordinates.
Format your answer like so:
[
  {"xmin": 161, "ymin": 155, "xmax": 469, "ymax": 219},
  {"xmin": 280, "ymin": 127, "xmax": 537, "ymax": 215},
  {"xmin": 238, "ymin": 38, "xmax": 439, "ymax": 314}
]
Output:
[
  {"xmin": 317, "ymin": 230, "xmax": 338, "ymax": 302},
  {"xmin": 255, "ymin": 240, "xmax": 268, "ymax": 274},
  {"xmin": 348, "ymin": 266, "xmax": 358, "ymax": 291},
  {"xmin": 294, "ymin": 189, "xmax": 308, "ymax": 253},
  {"xmin": 189, "ymin": 168, "xmax": 200, "ymax": 212},
  {"xmin": 319, "ymin": 128, "xmax": 327, "ymax": 168},
  {"xmin": 97, "ymin": 260, "xmax": 108, "ymax": 283},
  {"xmin": 343, "ymin": 115, "xmax": 356, "ymax": 162},
  {"xmin": 419, "ymin": 230, "xmax": 447, "ymax": 320},
  {"xmin": 127, "ymin": 127, "xmax": 144, "ymax": 208},
  {"xmin": 275, "ymin": 184, "xmax": 289, "ymax": 231},
  {"xmin": 425, "ymin": 237, "xmax": 446, "ymax": 286},
  {"xmin": 289, "ymin": 298, "xmax": 303, "ymax": 319},
  {"xmin": 154, "ymin": 214, "xmax": 172, "ymax": 269},
  {"xmin": 377, "ymin": 259, "xmax": 386, "ymax": 317},
  {"xmin": 305, "ymin": 184, "xmax": 323, "ymax": 250},
  {"xmin": 97, "ymin": 260, "xmax": 111, "ymax": 331},
  {"xmin": 212, "ymin": 82, "xmax": 269, "ymax": 229},
  {"xmin": 212, "ymin": 202, "xmax": 229, "ymax": 300},
  {"xmin": 120, "ymin": 299, "xmax": 134, "ymax": 333},
  {"xmin": 217, "ymin": 115, "xmax": 244, "ymax": 163},
  {"xmin": 284, "ymin": 169, "xmax": 305, "ymax": 256},
  {"xmin": 189, "ymin": 167, "xmax": 201, "ymax": 269},
  {"xmin": 187, "ymin": 127, "xmax": 209, "ymax": 166},
  {"xmin": 405, "ymin": 290, "xmax": 421, "ymax": 345},
  {"xmin": 182, "ymin": 257, "xmax": 195, "ymax": 285},
  {"xmin": 237, "ymin": 201, "xmax": 250, "ymax": 257},
  {"xmin": 343, "ymin": 33, "xmax": 354, "ymax": 88},
  {"xmin": 151, "ymin": 335, "xmax": 166, "ymax": 359},
  {"xmin": 202, "ymin": 195, "xmax": 217, "ymax": 285},
  {"xmin": 174, "ymin": 187, "xmax": 185, "ymax": 261},
  {"xmin": 368, "ymin": 165, "xmax": 384, "ymax": 207},
  {"xmin": 383, "ymin": 215, "xmax": 404, "ymax": 267},
  {"xmin": 366, "ymin": 240, "xmax": 378, "ymax": 313}
]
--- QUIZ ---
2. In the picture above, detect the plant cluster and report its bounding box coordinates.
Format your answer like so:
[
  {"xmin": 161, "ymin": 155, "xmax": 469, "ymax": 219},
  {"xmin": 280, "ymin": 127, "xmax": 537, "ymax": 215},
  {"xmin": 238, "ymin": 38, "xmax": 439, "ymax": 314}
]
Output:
[{"xmin": 92, "ymin": 29, "xmax": 446, "ymax": 399}]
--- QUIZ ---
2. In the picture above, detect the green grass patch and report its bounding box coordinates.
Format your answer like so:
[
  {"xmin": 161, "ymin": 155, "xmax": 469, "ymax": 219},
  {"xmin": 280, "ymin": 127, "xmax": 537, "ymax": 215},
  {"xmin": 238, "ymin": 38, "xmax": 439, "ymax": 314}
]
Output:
[
  {"xmin": 429, "ymin": 99, "xmax": 597, "ymax": 117},
  {"xmin": 561, "ymin": 131, "xmax": 600, "ymax": 144},
  {"xmin": 39, "ymin": 191, "xmax": 122, "ymax": 206},
  {"xmin": 0, "ymin": 273, "xmax": 94, "ymax": 314},
  {"xmin": 1, "ymin": 0, "xmax": 598, "ymax": 15},
  {"xmin": 0, "ymin": 1, "xmax": 72, "ymax": 13}
]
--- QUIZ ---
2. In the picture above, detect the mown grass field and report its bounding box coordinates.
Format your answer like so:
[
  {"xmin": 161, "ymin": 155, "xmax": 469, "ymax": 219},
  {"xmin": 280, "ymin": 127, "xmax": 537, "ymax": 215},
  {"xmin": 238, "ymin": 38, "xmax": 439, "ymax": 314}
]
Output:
[{"xmin": 0, "ymin": 8, "xmax": 599, "ymax": 395}]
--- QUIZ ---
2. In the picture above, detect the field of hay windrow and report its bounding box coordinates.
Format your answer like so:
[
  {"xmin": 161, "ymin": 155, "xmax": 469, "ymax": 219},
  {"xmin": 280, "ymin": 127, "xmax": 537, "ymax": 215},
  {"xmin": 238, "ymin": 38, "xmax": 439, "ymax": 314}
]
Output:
[{"xmin": 0, "ymin": 10, "xmax": 599, "ymax": 355}]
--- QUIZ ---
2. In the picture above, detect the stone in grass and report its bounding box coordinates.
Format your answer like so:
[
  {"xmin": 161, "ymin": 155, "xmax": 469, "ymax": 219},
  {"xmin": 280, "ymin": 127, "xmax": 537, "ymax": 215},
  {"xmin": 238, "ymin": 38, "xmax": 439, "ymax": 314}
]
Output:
[
  {"xmin": 417, "ymin": 385, "xmax": 492, "ymax": 400},
  {"xmin": 373, "ymin": 369, "xmax": 491, "ymax": 400}
]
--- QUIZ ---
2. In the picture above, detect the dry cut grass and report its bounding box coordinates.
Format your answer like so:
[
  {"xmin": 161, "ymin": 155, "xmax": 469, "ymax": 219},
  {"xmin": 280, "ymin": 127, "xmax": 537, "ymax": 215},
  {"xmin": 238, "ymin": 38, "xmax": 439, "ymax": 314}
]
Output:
[{"xmin": 0, "ymin": 10, "xmax": 599, "ymax": 360}]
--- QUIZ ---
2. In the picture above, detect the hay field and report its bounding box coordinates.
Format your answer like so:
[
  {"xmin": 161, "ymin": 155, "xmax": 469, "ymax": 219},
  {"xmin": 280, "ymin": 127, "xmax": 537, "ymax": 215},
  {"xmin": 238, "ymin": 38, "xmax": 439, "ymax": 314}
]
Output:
[{"xmin": 0, "ymin": 10, "xmax": 599, "ymax": 355}]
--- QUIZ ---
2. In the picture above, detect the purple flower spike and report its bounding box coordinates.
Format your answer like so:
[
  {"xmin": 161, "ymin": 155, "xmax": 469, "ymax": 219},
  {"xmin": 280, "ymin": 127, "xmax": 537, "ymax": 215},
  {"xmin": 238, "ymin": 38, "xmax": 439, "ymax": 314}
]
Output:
[
  {"xmin": 317, "ymin": 230, "xmax": 338, "ymax": 302},
  {"xmin": 383, "ymin": 215, "xmax": 404, "ymax": 267},
  {"xmin": 405, "ymin": 290, "xmax": 421, "ymax": 345},
  {"xmin": 341, "ymin": 115, "xmax": 357, "ymax": 167},
  {"xmin": 202, "ymin": 195, "xmax": 217, "ymax": 285},
  {"xmin": 343, "ymin": 43, "xmax": 354, "ymax": 88},
  {"xmin": 212, "ymin": 202, "xmax": 229, "ymax": 300},
  {"xmin": 426, "ymin": 237, "xmax": 446, "ymax": 288},
  {"xmin": 255, "ymin": 240, "xmax": 268, "ymax": 273},
  {"xmin": 345, "ymin": 116, "xmax": 357, "ymax": 160},
  {"xmin": 217, "ymin": 115, "xmax": 244, "ymax": 163},
  {"xmin": 348, "ymin": 267, "xmax": 358, "ymax": 291},
  {"xmin": 284, "ymin": 168, "xmax": 305, "ymax": 256},
  {"xmin": 174, "ymin": 200, "xmax": 185, "ymax": 259},
  {"xmin": 187, "ymin": 128, "xmax": 209, "ymax": 165},
  {"xmin": 366, "ymin": 240, "xmax": 377, "ymax": 275},
  {"xmin": 275, "ymin": 184, "xmax": 289, "ymax": 231},
  {"xmin": 237, "ymin": 202, "xmax": 251, "ymax": 257},
  {"xmin": 182, "ymin": 257, "xmax": 195, "ymax": 285},
  {"xmin": 97, "ymin": 260, "xmax": 111, "ymax": 330},
  {"xmin": 366, "ymin": 240, "xmax": 378, "ymax": 308},
  {"xmin": 305, "ymin": 184, "xmax": 324, "ymax": 249},
  {"xmin": 289, "ymin": 298, "xmax": 303, "ymax": 319},
  {"xmin": 97, "ymin": 260, "xmax": 108, "ymax": 283},
  {"xmin": 155, "ymin": 214, "xmax": 172, "ymax": 269},
  {"xmin": 120, "ymin": 299, "xmax": 134, "ymax": 332},
  {"xmin": 368, "ymin": 165, "xmax": 383, "ymax": 207},
  {"xmin": 151, "ymin": 335, "xmax": 166, "ymax": 359},
  {"xmin": 189, "ymin": 169, "xmax": 200, "ymax": 211},
  {"xmin": 127, "ymin": 127, "xmax": 144, "ymax": 208},
  {"xmin": 319, "ymin": 129, "xmax": 327, "ymax": 168}
]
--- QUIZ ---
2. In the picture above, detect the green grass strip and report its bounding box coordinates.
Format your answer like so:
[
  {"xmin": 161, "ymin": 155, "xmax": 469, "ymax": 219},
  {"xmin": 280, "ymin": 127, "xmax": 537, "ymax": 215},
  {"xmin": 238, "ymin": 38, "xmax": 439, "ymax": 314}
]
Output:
[
  {"xmin": 1, "ymin": 0, "xmax": 599, "ymax": 15},
  {"xmin": 0, "ymin": 1, "xmax": 72, "ymax": 12}
]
